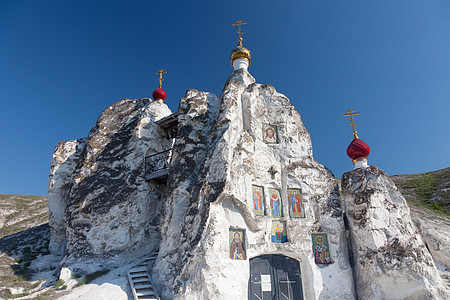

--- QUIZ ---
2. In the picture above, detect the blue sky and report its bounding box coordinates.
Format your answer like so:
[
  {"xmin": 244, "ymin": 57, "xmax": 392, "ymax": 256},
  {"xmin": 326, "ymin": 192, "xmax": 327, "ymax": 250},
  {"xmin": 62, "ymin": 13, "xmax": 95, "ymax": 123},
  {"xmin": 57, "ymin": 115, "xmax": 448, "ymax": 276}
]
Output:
[{"xmin": 1, "ymin": 1, "xmax": 449, "ymax": 196}]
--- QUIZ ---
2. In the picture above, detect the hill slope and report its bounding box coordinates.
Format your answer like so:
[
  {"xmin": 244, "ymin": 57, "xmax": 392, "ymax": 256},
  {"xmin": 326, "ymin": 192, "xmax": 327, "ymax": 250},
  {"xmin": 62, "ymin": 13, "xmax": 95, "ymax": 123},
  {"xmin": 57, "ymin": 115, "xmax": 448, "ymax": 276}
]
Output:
[
  {"xmin": 0, "ymin": 194, "xmax": 48, "ymax": 238},
  {"xmin": 390, "ymin": 167, "xmax": 450, "ymax": 215}
]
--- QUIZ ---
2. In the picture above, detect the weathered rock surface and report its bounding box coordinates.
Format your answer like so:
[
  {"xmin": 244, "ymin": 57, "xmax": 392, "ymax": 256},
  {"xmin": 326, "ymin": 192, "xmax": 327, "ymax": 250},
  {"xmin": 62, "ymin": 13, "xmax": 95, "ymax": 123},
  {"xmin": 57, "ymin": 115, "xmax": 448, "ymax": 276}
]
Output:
[
  {"xmin": 40, "ymin": 69, "xmax": 450, "ymax": 300},
  {"xmin": 342, "ymin": 166, "xmax": 449, "ymax": 300},
  {"xmin": 153, "ymin": 69, "xmax": 354, "ymax": 299},
  {"xmin": 48, "ymin": 98, "xmax": 172, "ymax": 262},
  {"xmin": 410, "ymin": 206, "xmax": 450, "ymax": 283},
  {"xmin": 48, "ymin": 138, "xmax": 87, "ymax": 255}
]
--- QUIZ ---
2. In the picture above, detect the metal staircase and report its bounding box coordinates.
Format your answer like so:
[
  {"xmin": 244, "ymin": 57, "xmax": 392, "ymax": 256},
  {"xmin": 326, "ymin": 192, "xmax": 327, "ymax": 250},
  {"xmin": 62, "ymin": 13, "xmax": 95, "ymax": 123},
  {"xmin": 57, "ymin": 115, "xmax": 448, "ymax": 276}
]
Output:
[{"xmin": 127, "ymin": 251, "xmax": 160, "ymax": 300}]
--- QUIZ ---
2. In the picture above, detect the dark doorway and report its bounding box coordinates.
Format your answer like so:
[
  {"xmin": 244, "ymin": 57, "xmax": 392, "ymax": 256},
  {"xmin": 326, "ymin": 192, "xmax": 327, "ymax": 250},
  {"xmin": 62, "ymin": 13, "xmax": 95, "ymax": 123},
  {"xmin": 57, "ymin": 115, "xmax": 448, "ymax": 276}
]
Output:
[{"xmin": 249, "ymin": 254, "xmax": 303, "ymax": 300}]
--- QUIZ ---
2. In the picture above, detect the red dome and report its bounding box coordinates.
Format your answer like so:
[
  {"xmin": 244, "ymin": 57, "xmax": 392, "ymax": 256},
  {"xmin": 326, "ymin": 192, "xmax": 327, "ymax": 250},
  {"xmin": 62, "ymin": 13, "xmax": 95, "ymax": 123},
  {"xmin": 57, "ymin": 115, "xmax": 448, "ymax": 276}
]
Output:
[
  {"xmin": 152, "ymin": 88, "xmax": 167, "ymax": 101},
  {"xmin": 347, "ymin": 138, "xmax": 370, "ymax": 160}
]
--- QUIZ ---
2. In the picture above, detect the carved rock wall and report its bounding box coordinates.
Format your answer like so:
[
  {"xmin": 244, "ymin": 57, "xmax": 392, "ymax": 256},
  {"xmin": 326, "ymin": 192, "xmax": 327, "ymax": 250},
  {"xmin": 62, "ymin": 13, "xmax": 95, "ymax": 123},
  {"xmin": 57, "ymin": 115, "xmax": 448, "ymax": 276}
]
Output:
[
  {"xmin": 342, "ymin": 166, "xmax": 449, "ymax": 300},
  {"xmin": 48, "ymin": 98, "xmax": 172, "ymax": 262},
  {"xmin": 153, "ymin": 69, "xmax": 354, "ymax": 299}
]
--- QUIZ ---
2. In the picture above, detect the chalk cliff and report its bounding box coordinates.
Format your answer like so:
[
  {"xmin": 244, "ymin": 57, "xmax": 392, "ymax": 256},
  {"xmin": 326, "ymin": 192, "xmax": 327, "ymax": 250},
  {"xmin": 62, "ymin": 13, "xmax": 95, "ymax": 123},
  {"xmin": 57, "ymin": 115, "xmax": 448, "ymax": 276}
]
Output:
[
  {"xmin": 48, "ymin": 98, "xmax": 172, "ymax": 262},
  {"xmin": 152, "ymin": 69, "xmax": 354, "ymax": 299},
  {"xmin": 45, "ymin": 70, "xmax": 448, "ymax": 300},
  {"xmin": 342, "ymin": 166, "xmax": 448, "ymax": 300}
]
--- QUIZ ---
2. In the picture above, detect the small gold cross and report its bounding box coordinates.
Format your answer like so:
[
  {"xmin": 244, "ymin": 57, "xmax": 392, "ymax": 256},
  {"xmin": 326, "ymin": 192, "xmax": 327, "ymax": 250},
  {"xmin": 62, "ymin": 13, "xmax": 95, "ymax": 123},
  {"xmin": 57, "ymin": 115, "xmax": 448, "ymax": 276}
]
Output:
[
  {"xmin": 232, "ymin": 19, "xmax": 247, "ymax": 44},
  {"xmin": 342, "ymin": 109, "xmax": 360, "ymax": 139},
  {"xmin": 156, "ymin": 69, "xmax": 167, "ymax": 88}
]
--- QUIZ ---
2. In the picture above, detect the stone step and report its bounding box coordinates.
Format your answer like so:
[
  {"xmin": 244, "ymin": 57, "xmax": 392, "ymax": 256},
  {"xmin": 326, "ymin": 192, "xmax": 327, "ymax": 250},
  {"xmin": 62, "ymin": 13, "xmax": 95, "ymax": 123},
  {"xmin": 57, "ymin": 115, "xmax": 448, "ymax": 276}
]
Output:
[
  {"xmin": 131, "ymin": 275, "xmax": 150, "ymax": 281},
  {"xmin": 133, "ymin": 283, "xmax": 153, "ymax": 289},
  {"xmin": 132, "ymin": 278, "xmax": 152, "ymax": 284},
  {"xmin": 128, "ymin": 251, "xmax": 160, "ymax": 300},
  {"xmin": 136, "ymin": 290, "xmax": 157, "ymax": 297},
  {"xmin": 129, "ymin": 267, "xmax": 148, "ymax": 273},
  {"xmin": 137, "ymin": 296, "xmax": 158, "ymax": 300},
  {"xmin": 130, "ymin": 271, "xmax": 148, "ymax": 277}
]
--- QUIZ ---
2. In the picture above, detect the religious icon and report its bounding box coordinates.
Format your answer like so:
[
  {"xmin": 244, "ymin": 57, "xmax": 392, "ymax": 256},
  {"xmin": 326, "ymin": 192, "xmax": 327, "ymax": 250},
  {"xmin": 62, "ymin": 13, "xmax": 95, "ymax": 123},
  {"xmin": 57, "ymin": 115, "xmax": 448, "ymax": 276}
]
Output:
[
  {"xmin": 271, "ymin": 221, "xmax": 287, "ymax": 243},
  {"xmin": 262, "ymin": 124, "xmax": 278, "ymax": 144},
  {"xmin": 311, "ymin": 233, "xmax": 332, "ymax": 264},
  {"xmin": 268, "ymin": 188, "xmax": 282, "ymax": 217},
  {"xmin": 229, "ymin": 228, "xmax": 246, "ymax": 260},
  {"xmin": 252, "ymin": 185, "xmax": 265, "ymax": 216},
  {"xmin": 287, "ymin": 188, "xmax": 305, "ymax": 218}
]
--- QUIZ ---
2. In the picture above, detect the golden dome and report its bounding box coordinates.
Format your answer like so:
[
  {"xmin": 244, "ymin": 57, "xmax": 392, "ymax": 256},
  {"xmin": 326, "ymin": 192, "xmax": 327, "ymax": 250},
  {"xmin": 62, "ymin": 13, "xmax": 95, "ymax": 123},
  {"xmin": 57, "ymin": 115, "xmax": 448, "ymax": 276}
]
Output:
[{"xmin": 230, "ymin": 39, "xmax": 251, "ymax": 66}]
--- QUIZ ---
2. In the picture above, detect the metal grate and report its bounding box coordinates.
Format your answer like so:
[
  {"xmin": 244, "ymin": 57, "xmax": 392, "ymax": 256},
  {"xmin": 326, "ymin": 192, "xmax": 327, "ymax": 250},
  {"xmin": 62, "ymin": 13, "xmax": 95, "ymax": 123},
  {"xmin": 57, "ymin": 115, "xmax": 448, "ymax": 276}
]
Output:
[{"xmin": 145, "ymin": 148, "xmax": 172, "ymax": 175}]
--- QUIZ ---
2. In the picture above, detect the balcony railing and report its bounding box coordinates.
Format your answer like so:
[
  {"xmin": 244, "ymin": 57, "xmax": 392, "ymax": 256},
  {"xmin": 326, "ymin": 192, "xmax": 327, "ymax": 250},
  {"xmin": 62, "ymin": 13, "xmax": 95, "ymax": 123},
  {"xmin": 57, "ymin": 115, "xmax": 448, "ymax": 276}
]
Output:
[{"xmin": 144, "ymin": 148, "xmax": 172, "ymax": 181}]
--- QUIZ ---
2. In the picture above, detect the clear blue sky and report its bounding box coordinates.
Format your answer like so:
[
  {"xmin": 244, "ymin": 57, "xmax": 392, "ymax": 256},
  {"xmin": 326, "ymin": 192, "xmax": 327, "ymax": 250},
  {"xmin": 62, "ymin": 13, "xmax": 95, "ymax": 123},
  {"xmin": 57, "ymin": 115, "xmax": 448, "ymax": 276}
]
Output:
[{"xmin": 1, "ymin": 1, "xmax": 449, "ymax": 196}]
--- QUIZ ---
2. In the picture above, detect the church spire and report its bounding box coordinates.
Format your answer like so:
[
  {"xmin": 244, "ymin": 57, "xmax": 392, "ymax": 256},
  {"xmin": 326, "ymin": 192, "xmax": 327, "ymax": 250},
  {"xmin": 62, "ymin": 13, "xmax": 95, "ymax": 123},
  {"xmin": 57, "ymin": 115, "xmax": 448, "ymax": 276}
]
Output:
[
  {"xmin": 343, "ymin": 109, "xmax": 371, "ymax": 169},
  {"xmin": 230, "ymin": 20, "xmax": 251, "ymax": 70}
]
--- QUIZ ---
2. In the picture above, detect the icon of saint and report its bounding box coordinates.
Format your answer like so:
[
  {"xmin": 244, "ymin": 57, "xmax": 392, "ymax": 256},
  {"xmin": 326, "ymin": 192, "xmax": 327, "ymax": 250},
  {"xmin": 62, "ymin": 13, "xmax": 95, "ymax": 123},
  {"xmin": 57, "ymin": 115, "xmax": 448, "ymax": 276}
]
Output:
[
  {"xmin": 290, "ymin": 193, "xmax": 303, "ymax": 217},
  {"xmin": 270, "ymin": 189, "xmax": 281, "ymax": 217},
  {"xmin": 230, "ymin": 232, "xmax": 246, "ymax": 260},
  {"xmin": 314, "ymin": 235, "xmax": 331, "ymax": 264},
  {"xmin": 275, "ymin": 224, "xmax": 283, "ymax": 242},
  {"xmin": 253, "ymin": 190, "xmax": 263, "ymax": 214},
  {"xmin": 264, "ymin": 125, "xmax": 277, "ymax": 143}
]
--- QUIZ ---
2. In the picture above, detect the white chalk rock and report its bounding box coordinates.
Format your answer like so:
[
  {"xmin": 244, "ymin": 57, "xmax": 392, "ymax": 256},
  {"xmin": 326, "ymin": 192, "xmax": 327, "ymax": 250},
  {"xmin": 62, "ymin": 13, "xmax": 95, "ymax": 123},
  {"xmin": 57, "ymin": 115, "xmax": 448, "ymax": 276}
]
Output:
[
  {"xmin": 48, "ymin": 138, "xmax": 87, "ymax": 255},
  {"xmin": 152, "ymin": 69, "xmax": 354, "ymax": 299},
  {"xmin": 48, "ymin": 98, "xmax": 172, "ymax": 262},
  {"xmin": 342, "ymin": 166, "xmax": 449, "ymax": 300}
]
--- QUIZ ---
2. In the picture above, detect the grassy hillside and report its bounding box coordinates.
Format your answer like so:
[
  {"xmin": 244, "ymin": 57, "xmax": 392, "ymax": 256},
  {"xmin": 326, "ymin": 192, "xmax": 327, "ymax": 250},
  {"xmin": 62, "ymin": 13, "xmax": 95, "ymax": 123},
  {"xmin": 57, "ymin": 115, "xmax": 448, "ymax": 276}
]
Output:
[
  {"xmin": 390, "ymin": 167, "xmax": 450, "ymax": 216},
  {"xmin": 0, "ymin": 195, "xmax": 52, "ymax": 299},
  {"xmin": 0, "ymin": 194, "xmax": 48, "ymax": 238}
]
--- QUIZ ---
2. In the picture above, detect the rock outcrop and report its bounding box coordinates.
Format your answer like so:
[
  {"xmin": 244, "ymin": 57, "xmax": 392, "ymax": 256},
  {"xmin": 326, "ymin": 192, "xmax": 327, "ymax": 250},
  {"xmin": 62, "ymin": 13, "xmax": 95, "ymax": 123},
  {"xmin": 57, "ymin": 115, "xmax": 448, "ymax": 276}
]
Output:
[
  {"xmin": 48, "ymin": 98, "xmax": 172, "ymax": 262},
  {"xmin": 48, "ymin": 138, "xmax": 87, "ymax": 255},
  {"xmin": 342, "ymin": 166, "xmax": 448, "ymax": 300},
  {"xmin": 44, "ymin": 69, "xmax": 449, "ymax": 300},
  {"xmin": 152, "ymin": 69, "xmax": 354, "ymax": 299},
  {"xmin": 410, "ymin": 206, "xmax": 450, "ymax": 282}
]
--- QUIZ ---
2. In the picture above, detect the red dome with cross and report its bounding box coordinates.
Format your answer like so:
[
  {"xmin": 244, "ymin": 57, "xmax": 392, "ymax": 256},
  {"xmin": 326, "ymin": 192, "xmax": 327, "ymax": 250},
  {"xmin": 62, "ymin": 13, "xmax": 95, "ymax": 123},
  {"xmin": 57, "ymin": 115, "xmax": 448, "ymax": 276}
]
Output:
[
  {"xmin": 347, "ymin": 138, "xmax": 370, "ymax": 160},
  {"xmin": 153, "ymin": 69, "xmax": 167, "ymax": 101},
  {"xmin": 152, "ymin": 88, "xmax": 167, "ymax": 101},
  {"xmin": 342, "ymin": 109, "xmax": 371, "ymax": 163}
]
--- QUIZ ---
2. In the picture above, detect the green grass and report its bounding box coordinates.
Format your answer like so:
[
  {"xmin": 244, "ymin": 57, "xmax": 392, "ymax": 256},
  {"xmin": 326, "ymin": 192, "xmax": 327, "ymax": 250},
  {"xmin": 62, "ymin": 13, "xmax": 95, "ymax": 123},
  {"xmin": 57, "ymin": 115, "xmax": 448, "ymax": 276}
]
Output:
[
  {"xmin": 30, "ymin": 290, "xmax": 55, "ymax": 300},
  {"xmin": 411, "ymin": 174, "xmax": 438, "ymax": 202},
  {"xmin": 0, "ymin": 290, "xmax": 30, "ymax": 299},
  {"xmin": 392, "ymin": 169, "xmax": 450, "ymax": 216},
  {"xmin": 75, "ymin": 279, "xmax": 86, "ymax": 287},
  {"xmin": 55, "ymin": 279, "xmax": 65, "ymax": 289}
]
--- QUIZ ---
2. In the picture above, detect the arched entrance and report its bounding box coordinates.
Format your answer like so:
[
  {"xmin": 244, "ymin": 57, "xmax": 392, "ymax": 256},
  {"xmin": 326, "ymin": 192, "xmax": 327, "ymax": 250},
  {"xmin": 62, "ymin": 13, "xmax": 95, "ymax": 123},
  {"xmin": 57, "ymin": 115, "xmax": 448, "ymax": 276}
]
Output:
[{"xmin": 249, "ymin": 254, "xmax": 303, "ymax": 300}]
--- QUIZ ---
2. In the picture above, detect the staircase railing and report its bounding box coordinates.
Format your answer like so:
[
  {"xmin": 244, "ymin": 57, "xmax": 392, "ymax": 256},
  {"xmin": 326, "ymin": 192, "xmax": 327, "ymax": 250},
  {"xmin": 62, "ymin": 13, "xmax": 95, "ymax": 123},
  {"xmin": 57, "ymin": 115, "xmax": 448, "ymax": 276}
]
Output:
[{"xmin": 145, "ymin": 148, "xmax": 172, "ymax": 176}]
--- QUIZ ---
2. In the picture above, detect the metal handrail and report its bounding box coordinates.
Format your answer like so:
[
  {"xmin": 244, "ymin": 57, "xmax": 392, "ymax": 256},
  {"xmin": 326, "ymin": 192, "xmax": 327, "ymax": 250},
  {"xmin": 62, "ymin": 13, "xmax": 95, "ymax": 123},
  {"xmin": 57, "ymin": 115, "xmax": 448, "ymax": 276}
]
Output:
[{"xmin": 145, "ymin": 148, "xmax": 172, "ymax": 175}]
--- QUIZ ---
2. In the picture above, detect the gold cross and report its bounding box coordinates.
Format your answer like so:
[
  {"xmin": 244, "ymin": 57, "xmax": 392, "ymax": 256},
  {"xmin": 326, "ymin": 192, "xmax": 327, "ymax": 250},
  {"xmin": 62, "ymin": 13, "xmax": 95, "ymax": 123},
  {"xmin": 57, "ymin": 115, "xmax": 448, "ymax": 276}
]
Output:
[
  {"xmin": 232, "ymin": 19, "xmax": 247, "ymax": 44},
  {"xmin": 156, "ymin": 69, "xmax": 167, "ymax": 88},
  {"xmin": 342, "ymin": 109, "xmax": 360, "ymax": 139}
]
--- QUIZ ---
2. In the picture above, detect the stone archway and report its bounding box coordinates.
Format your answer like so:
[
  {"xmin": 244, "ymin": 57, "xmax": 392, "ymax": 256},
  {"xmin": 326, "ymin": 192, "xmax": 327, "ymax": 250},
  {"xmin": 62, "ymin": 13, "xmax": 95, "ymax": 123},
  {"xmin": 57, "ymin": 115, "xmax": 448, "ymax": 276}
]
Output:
[{"xmin": 249, "ymin": 254, "xmax": 303, "ymax": 300}]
